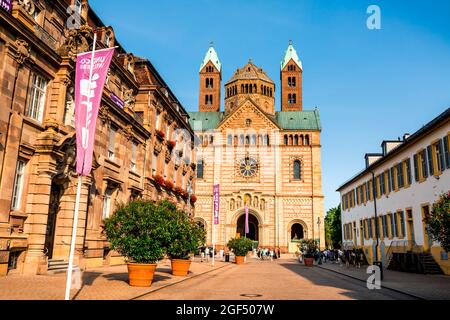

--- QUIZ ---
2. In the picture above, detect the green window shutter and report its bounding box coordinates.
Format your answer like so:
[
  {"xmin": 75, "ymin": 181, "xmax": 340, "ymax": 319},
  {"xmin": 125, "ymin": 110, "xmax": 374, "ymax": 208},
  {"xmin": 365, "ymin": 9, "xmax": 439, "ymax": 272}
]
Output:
[
  {"xmin": 427, "ymin": 145, "xmax": 434, "ymax": 176},
  {"xmin": 438, "ymin": 139, "xmax": 445, "ymax": 172},
  {"xmin": 399, "ymin": 212, "xmax": 406, "ymax": 238},
  {"xmin": 444, "ymin": 136, "xmax": 450, "ymax": 169},
  {"xmin": 406, "ymin": 158, "xmax": 412, "ymax": 185},
  {"xmin": 413, "ymin": 154, "xmax": 419, "ymax": 182}
]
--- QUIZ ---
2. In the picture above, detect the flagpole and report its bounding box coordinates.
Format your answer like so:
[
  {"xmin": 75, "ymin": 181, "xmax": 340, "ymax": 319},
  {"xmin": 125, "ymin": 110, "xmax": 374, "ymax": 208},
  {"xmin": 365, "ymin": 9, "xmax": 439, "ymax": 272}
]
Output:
[
  {"xmin": 64, "ymin": 176, "xmax": 82, "ymax": 300},
  {"xmin": 65, "ymin": 32, "xmax": 97, "ymax": 301}
]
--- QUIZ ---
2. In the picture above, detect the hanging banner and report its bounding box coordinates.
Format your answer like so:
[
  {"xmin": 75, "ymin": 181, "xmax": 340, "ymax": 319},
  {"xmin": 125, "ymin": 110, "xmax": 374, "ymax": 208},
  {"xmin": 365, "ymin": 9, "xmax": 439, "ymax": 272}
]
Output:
[
  {"xmin": 0, "ymin": 0, "xmax": 12, "ymax": 13},
  {"xmin": 213, "ymin": 184, "xmax": 220, "ymax": 225},
  {"xmin": 75, "ymin": 47, "xmax": 115, "ymax": 176},
  {"xmin": 245, "ymin": 205, "xmax": 249, "ymax": 235}
]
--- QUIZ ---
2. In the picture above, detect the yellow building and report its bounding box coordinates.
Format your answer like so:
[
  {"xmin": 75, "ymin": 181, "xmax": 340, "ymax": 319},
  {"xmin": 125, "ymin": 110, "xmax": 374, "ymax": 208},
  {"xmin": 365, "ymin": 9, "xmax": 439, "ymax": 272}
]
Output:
[{"xmin": 189, "ymin": 43, "xmax": 325, "ymax": 253}]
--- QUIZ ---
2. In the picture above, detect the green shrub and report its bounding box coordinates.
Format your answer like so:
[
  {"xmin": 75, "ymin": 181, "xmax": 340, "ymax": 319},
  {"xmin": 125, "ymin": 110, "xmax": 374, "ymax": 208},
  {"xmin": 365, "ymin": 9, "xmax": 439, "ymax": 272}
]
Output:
[
  {"xmin": 165, "ymin": 206, "xmax": 206, "ymax": 260},
  {"xmin": 104, "ymin": 201, "xmax": 171, "ymax": 264},
  {"xmin": 425, "ymin": 191, "xmax": 450, "ymax": 252},
  {"xmin": 298, "ymin": 239, "xmax": 319, "ymax": 258},
  {"xmin": 227, "ymin": 237, "xmax": 253, "ymax": 257}
]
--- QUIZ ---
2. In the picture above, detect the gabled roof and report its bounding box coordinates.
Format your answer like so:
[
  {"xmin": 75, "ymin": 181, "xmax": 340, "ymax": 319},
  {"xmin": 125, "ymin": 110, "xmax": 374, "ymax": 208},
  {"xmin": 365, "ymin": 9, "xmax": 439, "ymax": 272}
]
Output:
[
  {"xmin": 199, "ymin": 45, "xmax": 222, "ymax": 72},
  {"xmin": 217, "ymin": 97, "xmax": 281, "ymax": 130},
  {"xmin": 226, "ymin": 60, "xmax": 274, "ymax": 84},
  {"xmin": 276, "ymin": 110, "xmax": 321, "ymax": 130},
  {"xmin": 188, "ymin": 112, "xmax": 223, "ymax": 131},
  {"xmin": 281, "ymin": 41, "xmax": 303, "ymax": 71}
]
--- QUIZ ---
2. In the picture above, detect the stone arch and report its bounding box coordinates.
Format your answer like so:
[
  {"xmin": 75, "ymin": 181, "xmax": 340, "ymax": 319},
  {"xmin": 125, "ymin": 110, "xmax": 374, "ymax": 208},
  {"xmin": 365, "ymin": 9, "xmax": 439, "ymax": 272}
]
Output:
[
  {"xmin": 286, "ymin": 219, "xmax": 309, "ymax": 241},
  {"xmin": 231, "ymin": 208, "xmax": 264, "ymax": 243}
]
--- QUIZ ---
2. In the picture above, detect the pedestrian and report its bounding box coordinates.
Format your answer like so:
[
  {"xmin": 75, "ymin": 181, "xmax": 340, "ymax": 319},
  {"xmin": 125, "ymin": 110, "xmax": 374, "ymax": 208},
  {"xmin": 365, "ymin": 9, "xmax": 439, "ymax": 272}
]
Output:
[
  {"xmin": 345, "ymin": 250, "xmax": 350, "ymax": 268},
  {"xmin": 205, "ymin": 247, "xmax": 210, "ymax": 262},
  {"xmin": 277, "ymin": 247, "xmax": 281, "ymax": 259},
  {"xmin": 270, "ymin": 249, "xmax": 274, "ymax": 261}
]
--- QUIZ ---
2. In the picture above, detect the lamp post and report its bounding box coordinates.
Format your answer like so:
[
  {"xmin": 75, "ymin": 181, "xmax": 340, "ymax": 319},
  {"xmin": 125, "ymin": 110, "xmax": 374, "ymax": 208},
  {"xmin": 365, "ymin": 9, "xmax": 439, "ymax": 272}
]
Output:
[{"xmin": 371, "ymin": 171, "xmax": 383, "ymax": 280}]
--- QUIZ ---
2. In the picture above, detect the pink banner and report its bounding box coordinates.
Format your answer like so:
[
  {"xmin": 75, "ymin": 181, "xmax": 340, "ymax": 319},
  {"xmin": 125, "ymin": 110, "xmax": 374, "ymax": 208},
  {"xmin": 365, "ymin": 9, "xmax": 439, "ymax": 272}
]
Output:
[
  {"xmin": 75, "ymin": 47, "xmax": 115, "ymax": 176},
  {"xmin": 245, "ymin": 205, "xmax": 249, "ymax": 235},
  {"xmin": 213, "ymin": 184, "xmax": 220, "ymax": 225}
]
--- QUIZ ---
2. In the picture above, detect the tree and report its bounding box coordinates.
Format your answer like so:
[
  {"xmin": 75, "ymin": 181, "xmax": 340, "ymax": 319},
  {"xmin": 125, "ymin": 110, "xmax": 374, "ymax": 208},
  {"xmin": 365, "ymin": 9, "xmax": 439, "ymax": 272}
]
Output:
[
  {"xmin": 325, "ymin": 205, "xmax": 342, "ymax": 249},
  {"xmin": 425, "ymin": 191, "xmax": 450, "ymax": 252}
]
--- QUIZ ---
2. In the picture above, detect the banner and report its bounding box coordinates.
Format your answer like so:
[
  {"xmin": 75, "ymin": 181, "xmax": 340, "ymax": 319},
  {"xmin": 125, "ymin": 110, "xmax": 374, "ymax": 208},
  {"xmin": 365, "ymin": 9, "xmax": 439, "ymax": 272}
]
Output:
[
  {"xmin": 213, "ymin": 184, "xmax": 220, "ymax": 225},
  {"xmin": 75, "ymin": 47, "xmax": 115, "ymax": 176},
  {"xmin": 0, "ymin": 0, "xmax": 12, "ymax": 13},
  {"xmin": 245, "ymin": 205, "xmax": 249, "ymax": 235}
]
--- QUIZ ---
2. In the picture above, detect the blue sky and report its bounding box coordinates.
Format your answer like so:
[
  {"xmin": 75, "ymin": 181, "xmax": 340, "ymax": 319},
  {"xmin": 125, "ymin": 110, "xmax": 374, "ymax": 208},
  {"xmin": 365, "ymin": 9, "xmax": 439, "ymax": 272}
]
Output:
[{"xmin": 91, "ymin": 0, "xmax": 450, "ymax": 212}]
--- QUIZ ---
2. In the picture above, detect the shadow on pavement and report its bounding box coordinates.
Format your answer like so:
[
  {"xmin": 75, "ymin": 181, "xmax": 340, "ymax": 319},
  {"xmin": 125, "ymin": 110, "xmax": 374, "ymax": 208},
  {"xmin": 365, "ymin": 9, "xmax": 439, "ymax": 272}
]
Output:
[{"xmin": 277, "ymin": 261, "xmax": 414, "ymax": 300}]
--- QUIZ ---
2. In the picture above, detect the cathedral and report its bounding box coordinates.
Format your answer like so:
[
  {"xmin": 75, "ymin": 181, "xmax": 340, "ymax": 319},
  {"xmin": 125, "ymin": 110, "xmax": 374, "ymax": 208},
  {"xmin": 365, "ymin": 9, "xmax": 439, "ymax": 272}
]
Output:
[{"xmin": 189, "ymin": 42, "xmax": 325, "ymax": 253}]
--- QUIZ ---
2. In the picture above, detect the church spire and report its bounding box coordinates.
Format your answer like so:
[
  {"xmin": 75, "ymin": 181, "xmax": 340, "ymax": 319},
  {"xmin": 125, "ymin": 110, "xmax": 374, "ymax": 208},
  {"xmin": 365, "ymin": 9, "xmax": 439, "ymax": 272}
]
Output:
[
  {"xmin": 199, "ymin": 43, "xmax": 222, "ymax": 73},
  {"xmin": 281, "ymin": 40, "xmax": 303, "ymax": 71},
  {"xmin": 198, "ymin": 43, "xmax": 222, "ymax": 112},
  {"xmin": 280, "ymin": 41, "xmax": 303, "ymax": 111}
]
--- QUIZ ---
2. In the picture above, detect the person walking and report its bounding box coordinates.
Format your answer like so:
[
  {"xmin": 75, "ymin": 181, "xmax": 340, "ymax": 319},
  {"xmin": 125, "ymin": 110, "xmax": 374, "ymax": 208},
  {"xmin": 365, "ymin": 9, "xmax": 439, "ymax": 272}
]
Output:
[
  {"xmin": 270, "ymin": 249, "xmax": 274, "ymax": 261},
  {"xmin": 205, "ymin": 247, "xmax": 210, "ymax": 262},
  {"xmin": 277, "ymin": 247, "xmax": 281, "ymax": 259}
]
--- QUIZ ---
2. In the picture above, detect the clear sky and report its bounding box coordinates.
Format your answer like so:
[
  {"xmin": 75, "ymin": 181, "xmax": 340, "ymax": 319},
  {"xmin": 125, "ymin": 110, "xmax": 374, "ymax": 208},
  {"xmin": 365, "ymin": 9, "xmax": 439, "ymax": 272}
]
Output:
[{"xmin": 91, "ymin": 0, "xmax": 450, "ymax": 212}]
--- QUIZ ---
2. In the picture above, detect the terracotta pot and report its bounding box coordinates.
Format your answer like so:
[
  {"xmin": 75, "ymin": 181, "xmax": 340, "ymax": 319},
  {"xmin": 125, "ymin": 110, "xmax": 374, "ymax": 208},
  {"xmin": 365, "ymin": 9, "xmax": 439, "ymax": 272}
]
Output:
[
  {"xmin": 171, "ymin": 259, "xmax": 192, "ymax": 276},
  {"xmin": 235, "ymin": 256, "xmax": 245, "ymax": 265},
  {"xmin": 304, "ymin": 258, "xmax": 314, "ymax": 267},
  {"xmin": 127, "ymin": 263, "xmax": 157, "ymax": 287}
]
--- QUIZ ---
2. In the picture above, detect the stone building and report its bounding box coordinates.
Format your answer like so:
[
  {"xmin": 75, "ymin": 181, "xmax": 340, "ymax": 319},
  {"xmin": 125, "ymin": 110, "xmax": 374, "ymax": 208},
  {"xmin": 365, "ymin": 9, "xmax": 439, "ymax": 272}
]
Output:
[
  {"xmin": 0, "ymin": 0, "xmax": 196, "ymax": 276},
  {"xmin": 189, "ymin": 43, "xmax": 325, "ymax": 253}
]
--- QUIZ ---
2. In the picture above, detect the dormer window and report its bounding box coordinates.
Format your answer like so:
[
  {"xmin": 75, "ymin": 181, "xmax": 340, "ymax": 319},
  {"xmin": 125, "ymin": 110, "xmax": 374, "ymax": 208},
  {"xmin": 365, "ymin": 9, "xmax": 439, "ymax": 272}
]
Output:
[
  {"xmin": 74, "ymin": 0, "xmax": 82, "ymax": 14},
  {"xmin": 105, "ymin": 34, "xmax": 111, "ymax": 47}
]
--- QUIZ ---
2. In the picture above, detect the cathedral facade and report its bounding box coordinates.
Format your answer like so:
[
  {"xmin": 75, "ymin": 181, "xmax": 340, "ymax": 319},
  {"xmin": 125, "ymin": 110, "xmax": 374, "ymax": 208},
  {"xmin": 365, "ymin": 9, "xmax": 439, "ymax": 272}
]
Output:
[{"xmin": 189, "ymin": 43, "xmax": 325, "ymax": 253}]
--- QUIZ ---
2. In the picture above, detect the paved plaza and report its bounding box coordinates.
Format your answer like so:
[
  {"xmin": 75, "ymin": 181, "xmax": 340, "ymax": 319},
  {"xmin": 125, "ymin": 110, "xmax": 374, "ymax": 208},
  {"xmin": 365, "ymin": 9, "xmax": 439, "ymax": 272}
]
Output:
[{"xmin": 2, "ymin": 257, "xmax": 448, "ymax": 300}]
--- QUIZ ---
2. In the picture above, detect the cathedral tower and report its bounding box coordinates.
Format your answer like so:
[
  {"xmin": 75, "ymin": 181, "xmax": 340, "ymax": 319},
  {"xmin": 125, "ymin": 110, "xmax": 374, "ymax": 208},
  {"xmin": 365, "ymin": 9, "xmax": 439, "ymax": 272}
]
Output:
[
  {"xmin": 199, "ymin": 44, "xmax": 222, "ymax": 112},
  {"xmin": 280, "ymin": 41, "xmax": 303, "ymax": 111}
]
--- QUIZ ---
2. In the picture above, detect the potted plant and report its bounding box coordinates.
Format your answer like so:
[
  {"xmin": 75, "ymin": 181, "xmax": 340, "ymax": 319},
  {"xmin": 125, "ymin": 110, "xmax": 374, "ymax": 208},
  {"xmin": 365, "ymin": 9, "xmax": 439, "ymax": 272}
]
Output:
[
  {"xmin": 163, "ymin": 202, "xmax": 206, "ymax": 276},
  {"xmin": 165, "ymin": 179, "xmax": 174, "ymax": 191},
  {"xmin": 104, "ymin": 201, "xmax": 170, "ymax": 287},
  {"xmin": 227, "ymin": 237, "xmax": 253, "ymax": 265},
  {"xmin": 298, "ymin": 239, "xmax": 319, "ymax": 267},
  {"xmin": 167, "ymin": 140, "xmax": 177, "ymax": 150},
  {"xmin": 153, "ymin": 174, "xmax": 165, "ymax": 187},
  {"xmin": 155, "ymin": 129, "xmax": 165, "ymax": 140}
]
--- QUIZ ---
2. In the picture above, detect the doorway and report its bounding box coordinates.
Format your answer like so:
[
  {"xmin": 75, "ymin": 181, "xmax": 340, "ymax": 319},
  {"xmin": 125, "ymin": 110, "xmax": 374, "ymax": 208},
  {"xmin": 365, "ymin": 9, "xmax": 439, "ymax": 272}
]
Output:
[
  {"xmin": 236, "ymin": 214, "xmax": 259, "ymax": 241},
  {"xmin": 44, "ymin": 183, "xmax": 63, "ymax": 259}
]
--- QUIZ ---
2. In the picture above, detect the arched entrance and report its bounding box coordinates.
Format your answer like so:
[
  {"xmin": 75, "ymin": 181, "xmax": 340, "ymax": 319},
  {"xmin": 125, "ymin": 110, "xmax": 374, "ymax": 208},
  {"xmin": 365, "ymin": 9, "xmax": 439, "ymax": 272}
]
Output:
[
  {"xmin": 287, "ymin": 220, "xmax": 308, "ymax": 253},
  {"xmin": 236, "ymin": 214, "xmax": 259, "ymax": 241}
]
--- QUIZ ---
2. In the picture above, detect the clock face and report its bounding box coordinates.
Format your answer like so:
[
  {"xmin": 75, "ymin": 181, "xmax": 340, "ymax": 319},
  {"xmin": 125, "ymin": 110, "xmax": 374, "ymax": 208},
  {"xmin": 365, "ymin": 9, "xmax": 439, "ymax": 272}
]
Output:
[{"xmin": 239, "ymin": 157, "xmax": 258, "ymax": 178}]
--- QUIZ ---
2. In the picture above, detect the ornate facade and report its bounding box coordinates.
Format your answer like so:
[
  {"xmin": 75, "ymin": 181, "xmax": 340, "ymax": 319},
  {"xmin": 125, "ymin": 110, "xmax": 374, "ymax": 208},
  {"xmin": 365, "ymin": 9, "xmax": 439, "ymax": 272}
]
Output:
[
  {"xmin": 190, "ymin": 44, "xmax": 325, "ymax": 253},
  {"xmin": 0, "ymin": 0, "xmax": 195, "ymax": 276}
]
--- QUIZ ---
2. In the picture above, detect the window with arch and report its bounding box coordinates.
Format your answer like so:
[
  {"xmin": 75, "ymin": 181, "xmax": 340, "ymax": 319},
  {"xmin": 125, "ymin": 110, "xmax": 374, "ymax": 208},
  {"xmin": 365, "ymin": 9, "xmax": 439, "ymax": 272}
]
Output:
[
  {"xmin": 294, "ymin": 135, "xmax": 299, "ymax": 146},
  {"xmin": 288, "ymin": 77, "xmax": 292, "ymax": 87},
  {"xmin": 293, "ymin": 160, "xmax": 301, "ymax": 180},
  {"xmin": 269, "ymin": 88, "xmax": 273, "ymax": 97},
  {"xmin": 241, "ymin": 84, "xmax": 244, "ymax": 93},
  {"xmin": 284, "ymin": 135, "xmax": 288, "ymax": 145},
  {"xmin": 305, "ymin": 135, "xmax": 310, "ymax": 146},
  {"xmin": 292, "ymin": 77, "xmax": 296, "ymax": 87},
  {"xmin": 227, "ymin": 135, "xmax": 233, "ymax": 145},
  {"xmin": 291, "ymin": 223, "xmax": 304, "ymax": 240},
  {"xmin": 245, "ymin": 136, "xmax": 250, "ymax": 145},
  {"xmin": 240, "ymin": 135, "xmax": 245, "ymax": 145},
  {"xmin": 293, "ymin": 94, "xmax": 297, "ymax": 104},
  {"xmin": 288, "ymin": 94, "xmax": 292, "ymax": 104}
]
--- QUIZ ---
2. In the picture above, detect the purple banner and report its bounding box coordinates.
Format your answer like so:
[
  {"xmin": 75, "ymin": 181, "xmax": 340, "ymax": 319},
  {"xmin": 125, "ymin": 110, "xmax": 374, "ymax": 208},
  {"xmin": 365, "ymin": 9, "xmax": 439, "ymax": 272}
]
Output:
[
  {"xmin": 245, "ymin": 205, "xmax": 249, "ymax": 235},
  {"xmin": 110, "ymin": 93, "xmax": 125, "ymax": 109},
  {"xmin": 75, "ymin": 47, "xmax": 115, "ymax": 176},
  {"xmin": 213, "ymin": 184, "xmax": 220, "ymax": 225},
  {"xmin": 0, "ymin": 0, "xmax": 12, "ymax": 14}
]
